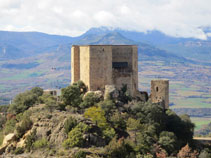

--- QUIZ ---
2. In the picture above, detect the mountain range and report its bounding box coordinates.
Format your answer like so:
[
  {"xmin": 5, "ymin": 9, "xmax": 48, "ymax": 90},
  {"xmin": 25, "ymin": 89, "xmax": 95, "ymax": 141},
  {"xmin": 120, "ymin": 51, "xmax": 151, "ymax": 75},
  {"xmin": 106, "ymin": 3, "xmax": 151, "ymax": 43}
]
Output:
[{"xmin": 0, "ymin": 27, "xmax": 211, "ymax": 64}]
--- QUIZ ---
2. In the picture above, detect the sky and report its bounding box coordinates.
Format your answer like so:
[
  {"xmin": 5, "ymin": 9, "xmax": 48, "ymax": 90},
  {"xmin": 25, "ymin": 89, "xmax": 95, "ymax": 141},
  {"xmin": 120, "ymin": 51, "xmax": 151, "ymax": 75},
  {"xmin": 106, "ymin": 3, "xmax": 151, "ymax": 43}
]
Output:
[{"xmin": 0, "ymin": 0, "xmax": 211, "ymax": 39}]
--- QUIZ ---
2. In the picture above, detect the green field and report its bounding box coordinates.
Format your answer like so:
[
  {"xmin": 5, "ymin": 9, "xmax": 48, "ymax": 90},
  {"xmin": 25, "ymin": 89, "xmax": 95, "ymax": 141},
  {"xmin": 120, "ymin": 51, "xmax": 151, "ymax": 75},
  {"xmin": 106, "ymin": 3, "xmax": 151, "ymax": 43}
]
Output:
[{"xmin": 191, "ymin": 117, "xmax": 211, "ymax": 131}]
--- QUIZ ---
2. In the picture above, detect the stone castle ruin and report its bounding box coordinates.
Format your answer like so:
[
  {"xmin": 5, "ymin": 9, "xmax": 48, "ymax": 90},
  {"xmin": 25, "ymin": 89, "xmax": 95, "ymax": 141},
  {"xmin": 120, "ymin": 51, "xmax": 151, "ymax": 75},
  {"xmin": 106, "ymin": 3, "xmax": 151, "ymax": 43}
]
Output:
[{"xmin": 71, "ymin": 45, "xmax": 169, "ymax": 108}]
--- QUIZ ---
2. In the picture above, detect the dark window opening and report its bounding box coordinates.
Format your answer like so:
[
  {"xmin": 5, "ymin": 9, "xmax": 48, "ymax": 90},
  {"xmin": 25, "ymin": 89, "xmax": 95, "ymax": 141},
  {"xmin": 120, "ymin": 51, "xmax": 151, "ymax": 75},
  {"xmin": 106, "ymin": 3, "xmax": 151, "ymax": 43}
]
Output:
[
  {"xmin": 156, "ymin": 87, "xmax": 159, "ymax": 92},
  {"xmin": 112, "ymin": 62, "xmax": 128, "ymax": 69}
]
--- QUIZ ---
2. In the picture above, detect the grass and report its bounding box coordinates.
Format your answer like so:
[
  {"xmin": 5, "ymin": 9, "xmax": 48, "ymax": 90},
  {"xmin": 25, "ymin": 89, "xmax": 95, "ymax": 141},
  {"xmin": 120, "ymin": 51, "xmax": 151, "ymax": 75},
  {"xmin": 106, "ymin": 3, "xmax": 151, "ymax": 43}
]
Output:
[
  {"xmin": 0, "ymin": 130, "xmax": 4, "ymax": 146},
  {"xmin": 191, "ymin": 117, "xmax": 211, "ymax": 131},
  {"xmin": 172, "ymin": 97, "xmax": 211, "ymax": 108}
]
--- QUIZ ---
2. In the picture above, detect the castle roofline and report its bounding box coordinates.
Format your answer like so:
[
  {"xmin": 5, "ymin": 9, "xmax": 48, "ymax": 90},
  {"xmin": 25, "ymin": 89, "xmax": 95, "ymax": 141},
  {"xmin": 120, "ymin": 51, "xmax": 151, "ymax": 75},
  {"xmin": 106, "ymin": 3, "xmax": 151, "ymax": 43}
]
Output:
[
  {"xmin": 151, "ymin": 79, "xmax": 169, "ymax": 81},
  {"xmin": 72, "ymin": 44, "xmax": 137, "ymax": 47}
]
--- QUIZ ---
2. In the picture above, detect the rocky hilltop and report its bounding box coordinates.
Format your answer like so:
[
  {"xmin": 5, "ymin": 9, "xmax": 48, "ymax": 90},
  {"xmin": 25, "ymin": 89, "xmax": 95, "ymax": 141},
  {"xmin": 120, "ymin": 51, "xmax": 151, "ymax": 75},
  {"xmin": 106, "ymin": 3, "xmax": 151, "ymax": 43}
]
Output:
[{"xmin": 0, "ymin": 81, "xmax": 210, "ymax": 158}]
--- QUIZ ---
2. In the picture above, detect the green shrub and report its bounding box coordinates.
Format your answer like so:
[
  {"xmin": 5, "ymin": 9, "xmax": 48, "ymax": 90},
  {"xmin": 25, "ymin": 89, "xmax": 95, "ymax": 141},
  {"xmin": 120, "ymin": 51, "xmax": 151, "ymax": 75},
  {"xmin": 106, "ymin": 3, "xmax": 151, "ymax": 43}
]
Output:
[
  {"xmin": 84, "ymin": 106, "xmax": 108, "ymax": 130},
  {"xmin": 158, "ymin": 131, "xmax": 177, "ymax": 155},
  {"xmin": 80, "ymin": 92, "xmax": 100, "ymax": 109},
  {"xmin": 33, "ymin": 138, "xmax": 49, "ymax": 149},
  {"xmin": 4, "ymin": 119, "xmax": 17, "ymax": 135},
  {"xmin": 25, "ymin": 129, "xmax": 36, "ymax": 152},
  {"xmin": 0, "ymin": 114, "xmax": 6, "ymax": 129},
  {"xmin": 61, "ymin": 85, "xmax": 82, "ymax": 107},
  {"xmin": 118, "ymin": 84, "xmax": 132, "ymax": 104},
  {"xmin": 110, "ymin": 112, "xmax": 126, "ymax": 131},
  {"xmin": 16, "ymin": 117, "xmax": 33, "ymax": 138},
  {"xmin": 0, "ymin": 130, "xmax": 4, "ymax": 146},
  {"xmin": 63, "ymin": 122, "xmax": 89, "ymax": 148},
  {"xmin": 13, "ymin": 147, "xmax": 24, "ymax": 155},
  {"xmin": 98, "ymin": 99, "xmax": 115, "ymax": 116},
  {"xmin": 8, "ymin": 87, "xmax": 43, "ymax": 114},
  {"xmin": 73, "ymin": 150, "xmax": 87, "ymax": 158},
  {"xmin": 64, "ymin": 116, "xmax": 78, "ymax": 134},
  {"xmin": 105, "ymin": 137, "xmax": 134, "ymax": 158}
]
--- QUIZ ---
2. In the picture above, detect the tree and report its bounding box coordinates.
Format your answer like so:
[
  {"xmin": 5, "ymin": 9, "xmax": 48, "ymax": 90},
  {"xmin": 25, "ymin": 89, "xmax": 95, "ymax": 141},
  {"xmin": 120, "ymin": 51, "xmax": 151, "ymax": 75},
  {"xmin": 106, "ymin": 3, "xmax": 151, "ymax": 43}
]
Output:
[
  {"xmin": 84, "ymin": 106, "xmax": 108, "ymax": 129},
  {"xmin": 166, "ymin": 111, "xmax": 194, "ymax": 148},
  {"xmin": 64, "ymin": 116, "xmax": 78, "ymax": 134},
  {"xmin": 105, "ymin": 137, "xmax": 134, "ymax": 158},
  {"xmin": 30, "ymin": 87, "xmax": 43, "ymax": 97},
  {"xmin": 16, "ymin": 117, "xmax": 33, "ymax": 138},
  {"xmin": 177, "ymin": 144, "xmax": 198, "ymax": 158},
  {"xmin": 8, "ymin": 87, "xmax": 43, "ymax": 114},
  {"xmin": 80, "ymin": 92, "xmax": 100, "ymax": 109},
  {"xmin": 98, "ymin": 99, "xmax": 116, "ymax": 118},
  {"xmin": 110, "ymin": 112, "xmax": 126, "ymax": 131},
  {"xmin": 61, "ymin": 84, "xmax": 82, "ymax": 107},
  {"xmin": 118, "ymin": 84, "xmax": 132, "ymax": 104},
  {"xmin": 158, "ymin": 131, "xmax": 177, "ymax": 155},
  {"xmin": 127, "ymin": 118, "xmax": 142, "ymax": 145},
  {"xmin": 63, "ymin": 122, "xmax": 89, "ymax": 148},
  {"xmin": 84, "ymin": 106, "xmax": 115, "ymax": 141}
]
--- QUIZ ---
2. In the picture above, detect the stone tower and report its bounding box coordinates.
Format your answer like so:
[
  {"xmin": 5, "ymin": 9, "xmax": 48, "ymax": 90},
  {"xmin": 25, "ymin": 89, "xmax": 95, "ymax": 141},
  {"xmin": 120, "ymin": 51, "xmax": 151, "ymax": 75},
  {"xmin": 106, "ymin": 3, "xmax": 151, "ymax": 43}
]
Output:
[
  {"xmin": 71, "ymin": 45, "xmax": 138, "ymax": 97},
  {"xmin": 151, "ymin": 80, "xmax": 169, "ymax": 109}
]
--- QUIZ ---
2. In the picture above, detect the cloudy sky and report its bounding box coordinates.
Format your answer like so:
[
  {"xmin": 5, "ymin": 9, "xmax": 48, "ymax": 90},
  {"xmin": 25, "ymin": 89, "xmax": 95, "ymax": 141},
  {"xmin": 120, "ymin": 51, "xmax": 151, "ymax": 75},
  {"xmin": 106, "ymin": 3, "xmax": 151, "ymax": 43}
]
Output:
[{"xmin": 0, "ymin": 0, "xmax": 211, "ymax": 39}]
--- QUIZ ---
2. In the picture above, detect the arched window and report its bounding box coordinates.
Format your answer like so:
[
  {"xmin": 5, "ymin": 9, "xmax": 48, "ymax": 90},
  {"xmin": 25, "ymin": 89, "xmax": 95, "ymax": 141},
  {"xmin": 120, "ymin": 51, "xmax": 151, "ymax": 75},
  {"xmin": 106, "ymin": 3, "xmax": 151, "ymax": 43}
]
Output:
[{"xmin": 156, "ymin": 87, "xmax": 159, "ymax": 92}]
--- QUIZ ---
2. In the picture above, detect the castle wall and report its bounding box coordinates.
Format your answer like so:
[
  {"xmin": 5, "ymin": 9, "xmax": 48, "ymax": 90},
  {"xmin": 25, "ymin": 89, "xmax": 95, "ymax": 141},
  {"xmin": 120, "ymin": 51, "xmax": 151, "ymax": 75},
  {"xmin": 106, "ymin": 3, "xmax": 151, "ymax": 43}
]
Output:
[
  {"xmin": 79, "ymin": 46, "xmax": 91, "ymax": 89},
  {"xmin": 89, "ymin": 46, "xmax": 112, "ymax": 90},
  {"xmin": 71, "ymin": 45, "xmax": 138, "ymax": 97},
  {"xmin": 151, "ymin": 80, "xmax": 169, "ymax": 109},
  {"xmin": 71, "ymin": 46, "xmax": 80, "ymax": 83},
  {"xmin": 112, "ymin": 46, "xmax": 138, "ymax": 96}
]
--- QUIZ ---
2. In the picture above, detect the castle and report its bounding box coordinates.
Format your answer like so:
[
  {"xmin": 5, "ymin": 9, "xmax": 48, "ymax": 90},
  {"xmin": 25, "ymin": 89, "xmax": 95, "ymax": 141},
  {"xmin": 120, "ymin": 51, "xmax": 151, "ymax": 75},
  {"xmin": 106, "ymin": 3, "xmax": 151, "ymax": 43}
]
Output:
[{"xmin": 71, "ymin": 45, "xmax": 169, "ymax": 108}]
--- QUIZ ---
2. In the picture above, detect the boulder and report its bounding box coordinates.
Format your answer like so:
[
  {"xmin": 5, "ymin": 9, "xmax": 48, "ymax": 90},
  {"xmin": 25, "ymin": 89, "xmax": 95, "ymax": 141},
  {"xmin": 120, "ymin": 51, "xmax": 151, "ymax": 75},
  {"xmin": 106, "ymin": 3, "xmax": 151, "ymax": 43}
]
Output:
[
  {"xmin": 2, "ymin": 133, "xmax": 16, "ymax": 146},
  {"xmin": 0, "ymin": 133, "xmax": 16, "ymax": 154},
  {"xmin": 83, "ymin": 90, "xmax": 103, "ymax": 100},
  {"xmin": 104, "ymin": 85, "xmax": 119, "ymax": 100}
]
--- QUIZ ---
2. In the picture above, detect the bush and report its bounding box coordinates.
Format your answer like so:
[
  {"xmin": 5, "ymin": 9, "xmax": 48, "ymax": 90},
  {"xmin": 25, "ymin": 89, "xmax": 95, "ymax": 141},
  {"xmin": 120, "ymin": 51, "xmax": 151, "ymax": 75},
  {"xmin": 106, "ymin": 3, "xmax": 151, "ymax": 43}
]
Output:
[
  {"xmin": 73, "ymin": 150, "xmax": 87, "ymax": 158},
  {"xmin": 16, "ymin": 117, "xmax": 33, "ymax": 138},
  {"xmin": 110, "ymin": 112, "xmax": 126, "ymax": 131},
  {"xmin": 0, "ymin": 114, "xmax": 6, "ymax": 129},
  {"xmin": 84, "ymin": 106, "xmax": 108, "ymax": 129},
  {"xmin": 199, "ymin": 149, "xmax": 211, "ymax": 158},
  {"xmin": 25, "ymin": 129, "xmax": 36, "ymax": 152},
  {"xmin": 105, "ymin": 137, "xmax": 134, "ymax": 158},
  {"xmin": 118, "ymin": 84, "xmax": 132, "ymax": 104},
  {"xmin": 63, "ymin": 122, "xmax": 89, "ymax": 148},
  {"xmin": 64, "ymin": 116, "xmax": 78, "ymax": 134},
  {"xmin": 98, "ymin": 99, "xmax": 115, "ymax": 116},
  {"xmin": 8, "ymin": 87, "xmax": 43, "ymax": 114},
  {"xmin": 0, "ymin": 130, "xmax": 4, "ymax": 146},
  {"xmin": 158, "ymin": 131, "xmax": 177, "ymax": 155},
  {"xmin": 13, "ymin": 147, "xmax": 24, "ymax": 155},
  {"xmin": 4, "ymin": 119, "xmax": 17, "ymax": 135},
  {"xmin": 33, "ymin": 138, "xmax": 49, "ymax": 149},
  {"xmin": 61, "ymin": 85, "xmax": 82, "ymax": 107},
  {"xmin": 80, "ymin": 92, "xmax": 100, "ymax": 109}
]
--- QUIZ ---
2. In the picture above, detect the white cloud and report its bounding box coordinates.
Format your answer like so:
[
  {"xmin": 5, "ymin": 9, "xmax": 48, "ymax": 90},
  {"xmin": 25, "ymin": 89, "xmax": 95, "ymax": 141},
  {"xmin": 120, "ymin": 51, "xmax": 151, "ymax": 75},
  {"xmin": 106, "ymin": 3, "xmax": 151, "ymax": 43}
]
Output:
[{"xmin": 0, "ymin": 0, "xmax": 211, "ymax": 39}]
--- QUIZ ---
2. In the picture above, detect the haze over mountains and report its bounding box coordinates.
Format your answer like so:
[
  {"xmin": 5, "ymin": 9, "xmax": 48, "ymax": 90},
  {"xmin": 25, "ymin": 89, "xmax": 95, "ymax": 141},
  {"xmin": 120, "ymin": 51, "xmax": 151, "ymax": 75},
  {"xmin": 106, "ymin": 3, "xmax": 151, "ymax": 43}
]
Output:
[
  {"xmin": 0, "ymin": 27, "xmax": 210, "ymax": 112},
  {"xmin": 0, "ymin": 27, "xmax": 211, "ymax": 63}
]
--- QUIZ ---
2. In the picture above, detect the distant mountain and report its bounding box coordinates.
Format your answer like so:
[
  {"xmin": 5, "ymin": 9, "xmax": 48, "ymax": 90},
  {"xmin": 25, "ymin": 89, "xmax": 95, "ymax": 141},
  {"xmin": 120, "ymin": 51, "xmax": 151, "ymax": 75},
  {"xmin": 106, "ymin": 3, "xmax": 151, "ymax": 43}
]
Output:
[
  {"xmin": 0, "ymin": 27, "xmax": 211, "ymax": 63},
  {"xmin": 82, "ymin": 27, "xmax": 211, "ymax": 62},
  {"xmin": 0, "ymin": 31, "xmax": 76, "ymax": 59}
]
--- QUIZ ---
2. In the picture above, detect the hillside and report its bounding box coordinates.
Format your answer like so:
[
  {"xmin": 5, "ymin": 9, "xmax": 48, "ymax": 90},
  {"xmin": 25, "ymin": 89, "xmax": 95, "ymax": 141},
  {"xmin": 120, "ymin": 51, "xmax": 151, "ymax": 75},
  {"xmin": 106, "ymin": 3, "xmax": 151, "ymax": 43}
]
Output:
[
  {"xmin": 1, "ymin": 83, "xmax": 208, "ymax": 157},
  {"xmin": 0, "ymin": 28, "xmax": 210, "ymax": 132}
]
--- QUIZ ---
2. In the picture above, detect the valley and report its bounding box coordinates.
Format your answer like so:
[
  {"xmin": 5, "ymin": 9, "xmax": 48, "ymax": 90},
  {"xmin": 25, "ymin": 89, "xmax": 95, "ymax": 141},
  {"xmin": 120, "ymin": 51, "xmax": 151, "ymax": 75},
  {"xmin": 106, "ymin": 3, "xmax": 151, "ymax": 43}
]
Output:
[{"xmin": 0, "ymin": 28, "xmax": 210, "ymax": 133}]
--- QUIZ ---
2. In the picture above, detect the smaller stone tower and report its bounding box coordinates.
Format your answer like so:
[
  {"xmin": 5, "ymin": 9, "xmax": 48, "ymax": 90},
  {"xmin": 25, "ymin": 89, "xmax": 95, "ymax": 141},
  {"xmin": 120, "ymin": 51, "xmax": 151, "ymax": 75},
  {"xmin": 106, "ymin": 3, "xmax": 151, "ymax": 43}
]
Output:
[{"xmin": 151, "ymin": 80, "xmax": 169, "ymax": 109}]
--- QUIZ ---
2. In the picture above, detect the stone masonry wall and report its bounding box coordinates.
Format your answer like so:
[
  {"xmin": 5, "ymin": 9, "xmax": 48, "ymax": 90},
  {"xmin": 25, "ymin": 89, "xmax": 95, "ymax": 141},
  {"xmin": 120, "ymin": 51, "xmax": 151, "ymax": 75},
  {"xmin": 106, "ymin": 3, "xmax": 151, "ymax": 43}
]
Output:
[{"xmin": 151, "ymin": 80, "xmax": 169, "ymax": 109}]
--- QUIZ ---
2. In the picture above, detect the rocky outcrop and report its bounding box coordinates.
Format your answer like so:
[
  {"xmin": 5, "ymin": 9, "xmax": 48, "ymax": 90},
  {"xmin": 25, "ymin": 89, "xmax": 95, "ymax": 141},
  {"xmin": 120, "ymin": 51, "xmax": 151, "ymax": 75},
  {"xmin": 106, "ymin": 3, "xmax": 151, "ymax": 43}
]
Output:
[
  {"xmin": 104, "ymin": 85, "xmax": 119, "ymax": 100},
  {"xmin": 0, "ymin": 133, "xmax": 16, "ymax": 154},
  {"xmin": 83, "ymin": 90, "xmax": 103, "ymax": 99}
]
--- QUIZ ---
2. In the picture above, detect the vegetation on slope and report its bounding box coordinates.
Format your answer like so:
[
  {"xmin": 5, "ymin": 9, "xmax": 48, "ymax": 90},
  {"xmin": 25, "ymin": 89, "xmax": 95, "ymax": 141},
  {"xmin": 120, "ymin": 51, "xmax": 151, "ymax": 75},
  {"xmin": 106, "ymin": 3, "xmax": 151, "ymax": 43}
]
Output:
[{"xmin": 0, "ymin": 81, "xmax": 210, "ymax": 157}]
